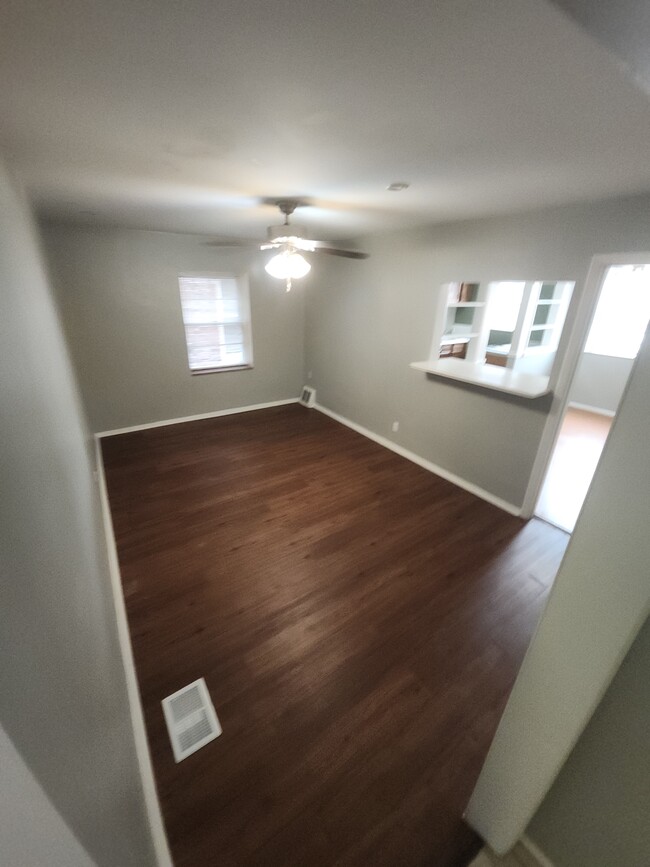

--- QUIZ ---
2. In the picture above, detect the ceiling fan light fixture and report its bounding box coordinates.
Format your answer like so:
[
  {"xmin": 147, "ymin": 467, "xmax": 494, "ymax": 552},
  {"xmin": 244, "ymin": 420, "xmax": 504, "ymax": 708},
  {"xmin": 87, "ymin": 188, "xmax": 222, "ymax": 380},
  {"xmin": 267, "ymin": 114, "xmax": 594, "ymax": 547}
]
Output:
[{"xmin": 265, "ymin": 250, "xmax": 311, "ymax": 280}]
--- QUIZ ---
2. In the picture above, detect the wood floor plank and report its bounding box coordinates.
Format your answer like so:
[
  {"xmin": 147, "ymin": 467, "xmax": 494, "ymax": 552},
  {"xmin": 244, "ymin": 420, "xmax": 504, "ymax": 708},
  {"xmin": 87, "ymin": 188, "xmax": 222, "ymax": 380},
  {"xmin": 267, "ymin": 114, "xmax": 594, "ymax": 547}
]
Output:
[{"xmin": 101, "ymin": 405, "xmax": 569, "ymax": 867}]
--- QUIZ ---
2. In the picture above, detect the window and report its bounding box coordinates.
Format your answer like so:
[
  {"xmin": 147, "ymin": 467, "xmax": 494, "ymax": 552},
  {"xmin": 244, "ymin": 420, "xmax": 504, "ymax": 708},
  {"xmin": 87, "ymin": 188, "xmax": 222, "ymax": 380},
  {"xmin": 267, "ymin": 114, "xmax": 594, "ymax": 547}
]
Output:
[
  {"xmin": 178, "ymin": 274, "xmax": 253, "ymax": 373},
  {"xmin": 485, "ymin": 281, "xmax": 525, "ymax": 332},
  {"xmin": 584, "ymin": 264, "xmax": 650, "ymax": 359}
]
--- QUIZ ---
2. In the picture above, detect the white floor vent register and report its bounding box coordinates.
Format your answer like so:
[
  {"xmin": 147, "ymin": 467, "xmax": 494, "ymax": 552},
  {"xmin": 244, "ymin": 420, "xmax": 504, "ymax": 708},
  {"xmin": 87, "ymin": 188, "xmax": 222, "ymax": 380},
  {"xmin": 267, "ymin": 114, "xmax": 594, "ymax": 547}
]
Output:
[
  {"xmin": 300, "ymin": 385, "xmax": 316, "ymax": 407},
  {"xmin": 162, "ymin": 678, "xmax": 222, "ymax": 762}
]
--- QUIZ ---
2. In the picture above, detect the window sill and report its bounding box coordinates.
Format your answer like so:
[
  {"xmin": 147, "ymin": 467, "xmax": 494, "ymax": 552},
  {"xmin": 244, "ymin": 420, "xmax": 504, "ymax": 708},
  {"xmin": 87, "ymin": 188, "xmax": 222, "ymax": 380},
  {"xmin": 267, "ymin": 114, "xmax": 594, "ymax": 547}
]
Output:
[
  {"xmin": 410, "ymin": 358, "xmax": 551, "ymax": 398},
  {"xmin": 190, "ymin": 364, "xmax": 254, "ymax": 376}
]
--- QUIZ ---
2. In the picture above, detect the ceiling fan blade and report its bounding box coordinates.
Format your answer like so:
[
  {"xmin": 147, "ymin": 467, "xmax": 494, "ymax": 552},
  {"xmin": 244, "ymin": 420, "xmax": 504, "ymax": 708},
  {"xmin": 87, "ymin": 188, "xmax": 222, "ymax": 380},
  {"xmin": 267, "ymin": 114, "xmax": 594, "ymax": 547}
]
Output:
[
  {"xmin": 311, "ymin": 246, "xmax": 369, "ymax": 260},
  {"xmin": 202, "ymin": 239, "xmax": 260, "ymax": 248}
]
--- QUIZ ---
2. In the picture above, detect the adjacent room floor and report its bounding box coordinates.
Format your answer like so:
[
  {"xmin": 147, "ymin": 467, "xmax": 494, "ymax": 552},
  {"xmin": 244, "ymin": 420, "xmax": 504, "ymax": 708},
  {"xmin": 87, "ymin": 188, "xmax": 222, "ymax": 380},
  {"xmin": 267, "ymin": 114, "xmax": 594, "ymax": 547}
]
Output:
[
  {"xmin": 535, "ymin": 406, "xmax": 612, "ymax": 533},
  {"xmin": 101, "ymin": 405, "xmax": 569, "ymax": 867}
]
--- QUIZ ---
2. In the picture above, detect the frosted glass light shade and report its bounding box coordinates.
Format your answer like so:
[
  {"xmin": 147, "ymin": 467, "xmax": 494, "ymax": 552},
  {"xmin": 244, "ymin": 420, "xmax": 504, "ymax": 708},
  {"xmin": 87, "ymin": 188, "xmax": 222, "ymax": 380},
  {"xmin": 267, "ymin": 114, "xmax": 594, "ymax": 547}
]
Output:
[{"xmin": 265, "ymin": 251, "xmax": 311, "ymax": 280}]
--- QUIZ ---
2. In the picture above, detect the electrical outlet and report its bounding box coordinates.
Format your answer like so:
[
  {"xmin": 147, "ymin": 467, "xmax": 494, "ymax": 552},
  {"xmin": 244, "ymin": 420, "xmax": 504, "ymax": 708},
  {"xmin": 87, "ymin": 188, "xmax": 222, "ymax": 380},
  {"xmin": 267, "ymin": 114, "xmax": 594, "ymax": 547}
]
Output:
[{"xmin": 392, "ymin": 421, "xmax": 399, "ymax": 433}]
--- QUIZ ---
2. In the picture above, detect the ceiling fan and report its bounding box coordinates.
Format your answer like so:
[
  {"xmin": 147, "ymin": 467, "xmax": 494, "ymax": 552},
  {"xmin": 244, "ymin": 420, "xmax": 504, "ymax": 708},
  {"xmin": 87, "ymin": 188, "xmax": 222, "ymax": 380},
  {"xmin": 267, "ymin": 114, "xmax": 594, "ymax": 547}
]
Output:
[{"xmin": 205, "ymin": 199, "xmax": 369, "ymax": 291}]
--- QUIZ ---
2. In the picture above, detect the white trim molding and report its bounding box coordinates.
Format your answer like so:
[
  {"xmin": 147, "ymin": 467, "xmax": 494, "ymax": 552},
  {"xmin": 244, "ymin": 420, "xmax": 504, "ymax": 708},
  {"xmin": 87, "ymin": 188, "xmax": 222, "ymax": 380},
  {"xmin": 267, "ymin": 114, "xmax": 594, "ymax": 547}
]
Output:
[
  {"xmin": 469, "ymin": 836, "xmax": 555, "ymax": 867},
  {"xmin": 94, "ymin": 439, "xmax": 173, "ymax": 867},
  {"xmin": 519, "ymin": 836, "xmax": 556, "ymax": 867},
  {"xmin": 96, "ymin": 398, "xmax": 299, "ymax": 438},
  {"xmin": 314, "ymin": 403, "xmax": 521, "ymax": 516}
]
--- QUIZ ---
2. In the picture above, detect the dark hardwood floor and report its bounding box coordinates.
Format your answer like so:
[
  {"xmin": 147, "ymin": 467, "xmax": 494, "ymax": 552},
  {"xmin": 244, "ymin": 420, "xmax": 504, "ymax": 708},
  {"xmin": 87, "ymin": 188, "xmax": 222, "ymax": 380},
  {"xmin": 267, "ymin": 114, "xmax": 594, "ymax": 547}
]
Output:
[{"xmin": 101, "ymin": 405, "xmax": 569, "ymax": 867}]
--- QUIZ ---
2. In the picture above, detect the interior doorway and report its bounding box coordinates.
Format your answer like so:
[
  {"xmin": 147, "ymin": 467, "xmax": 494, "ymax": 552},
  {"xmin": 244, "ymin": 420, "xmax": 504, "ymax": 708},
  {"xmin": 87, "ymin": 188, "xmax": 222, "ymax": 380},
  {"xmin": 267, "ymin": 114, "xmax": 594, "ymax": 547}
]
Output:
[{"xmin": 535, "ymin": 262, "xmax": 650, "ymax": 532}]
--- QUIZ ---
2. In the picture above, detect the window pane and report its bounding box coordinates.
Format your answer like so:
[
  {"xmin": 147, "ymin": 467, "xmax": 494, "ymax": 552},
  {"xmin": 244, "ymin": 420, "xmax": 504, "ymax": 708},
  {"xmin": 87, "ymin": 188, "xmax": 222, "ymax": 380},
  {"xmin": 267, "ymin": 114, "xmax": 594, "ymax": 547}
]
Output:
[
  {"xmin": 585, "ymin": 265, "xmax": 650, "ymax": 359},
  {"xmin": 178, "ymin": 276, "xmax": 250, "ymax": 371},
  {"xmin": 185, "ymin": 324, "xmax": 245, "ymax": 369},
  {"xmin": 486, "ymin": 282, "xmax": 525, "ymax": 331}
]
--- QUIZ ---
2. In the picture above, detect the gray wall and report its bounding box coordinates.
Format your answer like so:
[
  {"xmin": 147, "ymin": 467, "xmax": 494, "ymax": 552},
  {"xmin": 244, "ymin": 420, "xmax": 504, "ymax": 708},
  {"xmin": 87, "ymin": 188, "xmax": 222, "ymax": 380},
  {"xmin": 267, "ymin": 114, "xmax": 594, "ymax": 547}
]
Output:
[
  {"xmin": 0, "ymin": 161, "xmax": 157, "ymax": 864},
  {"xmin": 527, "ymin": 616, "xmax": 650, "ymax": 867},
  {"xmin": 552, "ymin": 0, "xmax": 650, "ymax": 94},
  {"xmin": 569, "ymin": 352, "xmax": 633, "ymax": 412},
  {"xmin": 41, "ymin": 223, "xmax": 306, "ymax": 432},
  {"xmin": 466, "ymin": 303, "xmax": 650, "ymax": 851},
  {"xmin": 306, "ymin": 194, "xmax": 650, "ymax": 507},
  {"xmin": 0, "ymin": 724, "xmax": 96, "ymax": 867}
]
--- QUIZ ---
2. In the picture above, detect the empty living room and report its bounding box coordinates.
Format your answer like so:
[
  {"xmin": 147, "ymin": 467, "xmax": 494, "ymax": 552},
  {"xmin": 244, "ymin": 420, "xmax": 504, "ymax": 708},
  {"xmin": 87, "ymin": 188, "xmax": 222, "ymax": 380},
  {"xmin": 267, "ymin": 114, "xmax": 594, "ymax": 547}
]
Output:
[{"xmin": 1, "ymin": 2, "xmax": 649, "ymax": 867}]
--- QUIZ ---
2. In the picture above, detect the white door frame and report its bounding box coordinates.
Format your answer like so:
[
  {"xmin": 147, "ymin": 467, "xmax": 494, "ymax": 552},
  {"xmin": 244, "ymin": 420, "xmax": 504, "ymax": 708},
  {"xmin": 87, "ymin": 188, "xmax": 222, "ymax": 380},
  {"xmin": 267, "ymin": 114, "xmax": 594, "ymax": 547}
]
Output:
[{"xmin": 521, "ymin": 252, "xmax": 650, "ymax": 519}]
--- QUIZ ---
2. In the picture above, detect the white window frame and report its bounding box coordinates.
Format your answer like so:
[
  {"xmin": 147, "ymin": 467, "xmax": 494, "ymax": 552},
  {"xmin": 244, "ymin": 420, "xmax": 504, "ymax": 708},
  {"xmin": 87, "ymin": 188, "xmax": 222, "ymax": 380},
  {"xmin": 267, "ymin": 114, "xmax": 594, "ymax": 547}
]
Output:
[
  {"xmin": 178, "ymin": 272, "xmax": 253, "ymax": 375},
  {"xmin": 583, "ymin": 264, "xmax": 650, "ymax": 359}
]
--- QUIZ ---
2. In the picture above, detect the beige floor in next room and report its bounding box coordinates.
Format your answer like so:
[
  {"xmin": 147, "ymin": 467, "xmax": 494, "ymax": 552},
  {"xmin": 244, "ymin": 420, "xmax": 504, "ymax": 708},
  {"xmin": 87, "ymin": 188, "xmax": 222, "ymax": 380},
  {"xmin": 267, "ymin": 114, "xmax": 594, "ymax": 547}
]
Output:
[{"xmin": 536, "ymin": 407, "xmax": 612, "ymax": 533}]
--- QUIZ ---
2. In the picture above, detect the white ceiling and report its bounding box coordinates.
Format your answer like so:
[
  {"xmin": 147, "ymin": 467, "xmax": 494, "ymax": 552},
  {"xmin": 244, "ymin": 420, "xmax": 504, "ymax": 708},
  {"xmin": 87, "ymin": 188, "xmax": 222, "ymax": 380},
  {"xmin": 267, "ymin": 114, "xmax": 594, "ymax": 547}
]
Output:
[{"xmin": 2, "ymin": 0, "xmax": 650, "ymax": 240}]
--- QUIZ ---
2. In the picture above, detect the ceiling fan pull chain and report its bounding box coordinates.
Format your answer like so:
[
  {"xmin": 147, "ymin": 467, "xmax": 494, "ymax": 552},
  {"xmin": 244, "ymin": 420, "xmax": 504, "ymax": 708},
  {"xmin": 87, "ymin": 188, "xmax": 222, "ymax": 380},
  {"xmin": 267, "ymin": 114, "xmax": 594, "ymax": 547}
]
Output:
[{"xmin": 286, "ymin": 276, "xmax": 292, "ymax": 292}]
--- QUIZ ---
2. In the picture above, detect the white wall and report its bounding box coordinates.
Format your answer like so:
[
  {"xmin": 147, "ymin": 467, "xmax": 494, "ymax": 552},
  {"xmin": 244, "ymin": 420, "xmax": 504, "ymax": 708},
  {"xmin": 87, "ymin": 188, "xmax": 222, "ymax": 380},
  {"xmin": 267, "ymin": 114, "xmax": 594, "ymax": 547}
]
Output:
[
  {"xmin": 0, "ymin": 724, "xmax": 96, "ymax": 867},
  {"xmin": 465, "ymin": 322, "xmax": 650, "ymax": 852},
  {"xmin": 569, "ymin": 352, "xmax": 633, "ymax": 412},
  {"xmin": 306, "ymin": 193, "xmax": 650, "ymax": 509},
  {"xmin": 41, "ymin": 223, "xmax": 306, "ymax": 433},
  {"xmin": 0, "ymin": 161, "xmax": 157, "ymax": 864},
  {"xmin": 526, "ymin": 616, "xmax": 650, "ymax": 867}
]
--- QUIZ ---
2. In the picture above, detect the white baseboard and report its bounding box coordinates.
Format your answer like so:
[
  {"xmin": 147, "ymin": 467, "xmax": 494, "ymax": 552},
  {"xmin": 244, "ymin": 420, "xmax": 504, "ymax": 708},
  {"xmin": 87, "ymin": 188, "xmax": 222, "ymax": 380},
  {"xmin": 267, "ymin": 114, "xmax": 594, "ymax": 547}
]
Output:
[
  {"xmin": 519, "ymin": 836, "xmax": 556, "ymax": 867},
  {"xmin": 94, "ymin": 439, "xmax": 173, "ymax": 867},
  {"xmin": 469, "ymin": 836, "xmax": 555, "ymax": 867},
  {"xmin": 96, "ymin": 398, "xmax": 300, "ymax": 438},
  {"xmin": 314, "ymin": 403, "xmax": 521, "ymax": 517},
  {"xmin": 567, "ymin": 401, "xmax": 616, "ymax": 418}
]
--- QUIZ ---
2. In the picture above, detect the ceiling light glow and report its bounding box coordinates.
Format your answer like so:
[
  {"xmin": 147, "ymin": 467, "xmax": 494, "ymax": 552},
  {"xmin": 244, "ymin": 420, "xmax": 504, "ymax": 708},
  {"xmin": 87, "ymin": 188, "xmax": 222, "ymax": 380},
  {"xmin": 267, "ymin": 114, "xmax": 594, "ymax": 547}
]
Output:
[{"xmin": 265, "ymin": 250, "xmax": 311, "ymax": 280}]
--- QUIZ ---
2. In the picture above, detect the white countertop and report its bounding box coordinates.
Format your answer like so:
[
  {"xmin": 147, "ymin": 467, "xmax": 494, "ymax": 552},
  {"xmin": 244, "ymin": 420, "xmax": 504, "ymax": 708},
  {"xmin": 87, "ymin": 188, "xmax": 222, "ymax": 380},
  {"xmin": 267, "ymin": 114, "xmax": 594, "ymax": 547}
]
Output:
[{"xmin": 410, "ymin": 358, "xmax": 551, "ymax": 398}]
